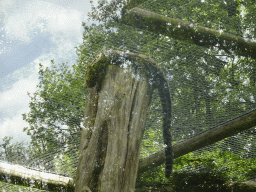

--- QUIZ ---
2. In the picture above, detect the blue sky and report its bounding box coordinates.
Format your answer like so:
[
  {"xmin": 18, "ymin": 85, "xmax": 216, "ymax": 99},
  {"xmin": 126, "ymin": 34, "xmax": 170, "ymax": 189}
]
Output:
[{"xmin": 0, "ymin": 0, "xmax": 97, "ymax": 145}]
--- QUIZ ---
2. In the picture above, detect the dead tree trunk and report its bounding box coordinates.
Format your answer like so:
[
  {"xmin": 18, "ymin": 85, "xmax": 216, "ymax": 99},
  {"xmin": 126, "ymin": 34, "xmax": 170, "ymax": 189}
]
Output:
[{"xmin": 75, "ymin": 59, "xmax": 153, "ymax": 191}]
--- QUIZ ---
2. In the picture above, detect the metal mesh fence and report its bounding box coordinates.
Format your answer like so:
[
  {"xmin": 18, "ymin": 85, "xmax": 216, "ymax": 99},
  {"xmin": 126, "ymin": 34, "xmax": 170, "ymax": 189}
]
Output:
[{"xmin": 1, "ymin": 0, "xmax": 256, "ymax": 191}]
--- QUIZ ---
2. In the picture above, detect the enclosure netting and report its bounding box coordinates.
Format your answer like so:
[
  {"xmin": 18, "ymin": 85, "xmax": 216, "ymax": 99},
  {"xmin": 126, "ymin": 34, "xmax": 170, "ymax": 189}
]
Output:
[{"xmin": 1, "ymin": 0, "xmax": 256, "ymax": 191}]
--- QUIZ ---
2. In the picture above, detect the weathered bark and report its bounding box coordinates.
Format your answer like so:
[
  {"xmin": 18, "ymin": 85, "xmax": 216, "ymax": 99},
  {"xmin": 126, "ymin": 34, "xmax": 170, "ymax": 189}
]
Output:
[
  {"xmin": 75, "ymin": 64, "xmax": 153, "ymax": 191},
  {"xmin": 138, "ymin": 108, "xmax": 256, "ymax": 174},
  {"xmin": 124, "ymin": 7, "xmax": 256, "ymax": 60}
]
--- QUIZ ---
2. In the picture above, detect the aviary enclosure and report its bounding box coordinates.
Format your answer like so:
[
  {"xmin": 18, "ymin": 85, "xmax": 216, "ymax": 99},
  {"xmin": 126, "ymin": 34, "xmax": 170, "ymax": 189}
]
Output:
[{"xmin": 1, "ymin": 0, "xmax": 256, "ymax": 191}]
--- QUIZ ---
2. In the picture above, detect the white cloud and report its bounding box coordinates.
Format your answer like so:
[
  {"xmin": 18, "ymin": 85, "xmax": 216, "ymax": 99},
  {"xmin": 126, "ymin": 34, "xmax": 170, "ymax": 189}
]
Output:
[
  {"xmin": 0, "ymin": 77, "xmax": 37, "ymax": 115},
  {"xmin": 0, "ymin": 74, "xmax": 38, "ymax": 143},
  {"xmin": 0, "ymin": 115, "xmax": 31, "ymax": 144},
  {"xmin": 0, "ymin": 0, "xmax": 91, "ymax": 144},
  {"xmin": 4, "ymin": 0, "xmax": 83, "ymax": 44}
]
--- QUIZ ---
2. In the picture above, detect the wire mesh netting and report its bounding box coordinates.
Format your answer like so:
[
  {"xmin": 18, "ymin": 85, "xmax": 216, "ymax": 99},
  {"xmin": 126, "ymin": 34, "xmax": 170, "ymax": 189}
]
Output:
[{"xmin": 1, "ymin": 0, "xmax": 256, "ymax": 191}]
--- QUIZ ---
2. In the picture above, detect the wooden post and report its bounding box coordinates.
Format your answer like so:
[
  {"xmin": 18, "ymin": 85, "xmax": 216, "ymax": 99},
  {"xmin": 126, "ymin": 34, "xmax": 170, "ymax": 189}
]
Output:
[{"xmin": 75, "ymin": 53, "xmax": 153, "ymax": 191}]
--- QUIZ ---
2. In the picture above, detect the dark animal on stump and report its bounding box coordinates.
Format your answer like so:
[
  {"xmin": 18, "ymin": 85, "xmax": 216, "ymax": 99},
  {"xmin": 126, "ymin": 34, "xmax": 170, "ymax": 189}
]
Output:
[{"xmin": 86, "ymin": 50, "xmax": 173, "ymax": 178}]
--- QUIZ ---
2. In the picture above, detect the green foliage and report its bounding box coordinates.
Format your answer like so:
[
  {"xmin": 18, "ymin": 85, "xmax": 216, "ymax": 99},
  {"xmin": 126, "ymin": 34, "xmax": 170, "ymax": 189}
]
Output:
[
  {"xmin": 0, "ymin": 181, "xmax": 45, "ymax": 191},
  {"xmin": 171, "ymin": 171, "xmax": 230, "ymax": 192},
  {"xmin": 22, "ymin": 60, "xmax": 86, "ymax": 170},
  {"xmin": 140, "ymin": 91, "xmax": 164, "ymax": 157},
  {"xmin": 169, "ymin": 150, "xmax": 256, "ymax": 191},
  {"xmin": 174, "ymin": 150, "xmax": 256, "ymax": 181},
  {"xmin": 137, "ymin": 149, "xmax": 256, "ymax": 190},
  {"xmin": 54, "ymin": 152, "xmax": 78, "ymax": 178},
  {"xmin": 0, "ymin": 136, "xmax": 28, "ymax": 165},
  {"xmin": 136, "ymin": 165, "xmax": 167, "ymax": 189}
]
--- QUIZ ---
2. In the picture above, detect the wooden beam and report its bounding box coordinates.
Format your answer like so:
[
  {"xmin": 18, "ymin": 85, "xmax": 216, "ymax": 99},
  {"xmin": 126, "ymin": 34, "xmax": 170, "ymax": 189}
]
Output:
[
  {"xmin": 125, "ymin": 7, "xmax": 256, "ymax": 59},
  {"xmin": 138, "ymin": 108, "xmax": 256, "ymax": 173},
  {"xmin": 0, "ymin": 161, "xmax": 73, "ymax": 186}
]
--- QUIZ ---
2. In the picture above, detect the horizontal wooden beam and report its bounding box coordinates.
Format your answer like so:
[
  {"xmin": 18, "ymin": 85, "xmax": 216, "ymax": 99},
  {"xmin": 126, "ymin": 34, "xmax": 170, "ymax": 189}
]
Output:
[
  {"xmin": 138, "ymin": 108, "xmax": 256, "ymax": 173},
  {"xmin": 0, "ymin": 161, "xmax": 73, "ymax": 186},
  {"xmin": 125, "ymin": 7, "xmax": 256, "ymax": 59}
]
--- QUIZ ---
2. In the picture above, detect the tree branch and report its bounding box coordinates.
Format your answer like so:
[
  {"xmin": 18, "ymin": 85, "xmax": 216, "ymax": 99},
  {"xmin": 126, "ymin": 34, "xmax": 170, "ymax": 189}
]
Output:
[
  {"xmin": 138, "ymin": 108, "xmax": 256, "ymax": 173},
  {"xmin": 124, "ymin": 7, "xmax": 256, "ymax": 59}
]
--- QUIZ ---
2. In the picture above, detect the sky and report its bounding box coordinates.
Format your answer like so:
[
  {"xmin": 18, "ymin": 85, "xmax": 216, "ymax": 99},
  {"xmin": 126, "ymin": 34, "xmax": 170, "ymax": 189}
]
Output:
[{"xmin": 0, "ymin": 0, "xmax": 97, "ymax": 146}]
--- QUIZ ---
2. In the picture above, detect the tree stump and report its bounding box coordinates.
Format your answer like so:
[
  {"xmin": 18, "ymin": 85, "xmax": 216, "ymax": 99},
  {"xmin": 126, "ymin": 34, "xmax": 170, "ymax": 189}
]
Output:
[{"xmin": 75, "ymin": 52, "xmax": 154, "ymax": 191}]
